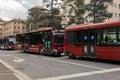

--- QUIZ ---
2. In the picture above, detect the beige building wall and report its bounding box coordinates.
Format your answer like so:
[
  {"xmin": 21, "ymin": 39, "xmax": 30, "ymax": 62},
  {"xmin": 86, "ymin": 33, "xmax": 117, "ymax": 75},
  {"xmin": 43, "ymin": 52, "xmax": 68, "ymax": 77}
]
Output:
[
  {"xmin": 3, "ymin": 18, "xmax": 27, "ymax": 36},
  {"xmin": 84, "ymin": 0, "xmax": 120, "ymax": 23},
  {"xmin": 61, "ymin": 0, "xmax": 77, "ymax": 28},
  {"xmin": 0, "ymin": 22, "xmax": 3, "ymax": 36},
  {"xmin": 107, "ymin": 0, "xmax": 120, "ymax": 21},
  {"xmin": 61, "ymin": 0, "xmax": 120, "ymax": 27},
  {"xmin": 0, "ymin": 18, "xmax": 5, "ymax": 37}
]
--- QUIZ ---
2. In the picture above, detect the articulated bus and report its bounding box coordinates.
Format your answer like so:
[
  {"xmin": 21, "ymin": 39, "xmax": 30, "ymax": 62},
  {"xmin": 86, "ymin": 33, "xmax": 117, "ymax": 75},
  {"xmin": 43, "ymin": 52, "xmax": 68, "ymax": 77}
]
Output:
[
  {"xmin": 0, "ymin": 35, "xmax": 16, "ymax": 50},
  {"xmin": 16, "ymin": 27, "xmax": 64, "ymax": 56},
  {"xmin": 64, "ymin": 21, "xmax": 120, "ymax": 61}
]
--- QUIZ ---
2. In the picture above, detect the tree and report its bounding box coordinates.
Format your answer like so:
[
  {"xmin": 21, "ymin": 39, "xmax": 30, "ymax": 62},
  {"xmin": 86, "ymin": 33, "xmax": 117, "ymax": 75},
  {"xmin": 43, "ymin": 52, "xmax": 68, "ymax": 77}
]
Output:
[
  {"xmin": 42, "ymin": 8, "xmax": 62, "ymax": 27},
  {"xmin": 42, "ymin": 0, "xmax": 61, "ymax": 10},
  {"xmin": 27, "ymin": 7, "xmax": 47, "ymax": 31},
  {"xmin": 27, "ymin": 6, "xmax": 62, "ymax": 31},
  {"xmin": 85, "ymin": 0, "xmax": 113, "ymax": 23},
  {"xmin": 67, "ymin": 0, "xmax": 84, "ymax": 25},
  {"xmin": 41, "ymin": 0, "xmax": 62, "ymax": 27}
]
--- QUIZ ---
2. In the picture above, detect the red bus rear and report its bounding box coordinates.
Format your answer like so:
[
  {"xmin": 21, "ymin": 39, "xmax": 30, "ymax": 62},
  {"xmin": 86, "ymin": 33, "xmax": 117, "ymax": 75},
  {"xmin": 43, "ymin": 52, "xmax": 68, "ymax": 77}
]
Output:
[
  {"xmin": 0, "ymin": 35, "xmax": 16, "ymax": 50},
  {"xmin": 64, "ymin": 21, "xmax": 120, "ymax": 61}
]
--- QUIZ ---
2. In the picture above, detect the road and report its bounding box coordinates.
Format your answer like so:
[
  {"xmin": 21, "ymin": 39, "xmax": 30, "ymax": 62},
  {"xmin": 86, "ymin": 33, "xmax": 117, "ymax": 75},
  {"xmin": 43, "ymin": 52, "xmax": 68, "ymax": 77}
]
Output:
[{"xmin": 0, "ymin": 50, "xmax": 120, "ymax": 80}]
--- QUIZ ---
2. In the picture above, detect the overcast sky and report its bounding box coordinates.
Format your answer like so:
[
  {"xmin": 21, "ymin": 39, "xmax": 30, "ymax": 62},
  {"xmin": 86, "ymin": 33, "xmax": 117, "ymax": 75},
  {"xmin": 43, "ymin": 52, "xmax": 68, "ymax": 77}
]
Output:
[{"xmin": 0, "ymin": 0, "xmax": 43, "ymax": 20}]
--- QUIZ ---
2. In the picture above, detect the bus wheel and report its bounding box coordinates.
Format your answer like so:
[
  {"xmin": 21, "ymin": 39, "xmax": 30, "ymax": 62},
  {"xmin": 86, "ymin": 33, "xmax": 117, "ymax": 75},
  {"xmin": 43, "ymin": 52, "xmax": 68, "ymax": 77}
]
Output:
[
  {"xmin": 40, "ymin": 47, "xmax": 45, "ymax": 55},
  {"xmin": 68, "ymin": 52, "xmax": 76, "ymax": 59},
  {"xmin": 21, "ymin": 48, "xmax": 25, "ymax": 53},
  {"xmin": 39, "ymin": 48, "xmax": 41, "ymax": 55},
  {"xmin": 39, "ymin": 48, "xmax": 43, "ymax": 55},
  {"xmin": 57, "ymin": 52, "xmax": 61, "ymax": 56}
]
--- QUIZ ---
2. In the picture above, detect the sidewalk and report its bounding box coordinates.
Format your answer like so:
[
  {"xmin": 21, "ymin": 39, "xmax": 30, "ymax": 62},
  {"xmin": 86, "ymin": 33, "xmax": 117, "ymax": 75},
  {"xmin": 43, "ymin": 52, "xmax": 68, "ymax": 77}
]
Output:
[{"xmin": 0, "ymin": 63, "xmax": 19, "ymax": 80}]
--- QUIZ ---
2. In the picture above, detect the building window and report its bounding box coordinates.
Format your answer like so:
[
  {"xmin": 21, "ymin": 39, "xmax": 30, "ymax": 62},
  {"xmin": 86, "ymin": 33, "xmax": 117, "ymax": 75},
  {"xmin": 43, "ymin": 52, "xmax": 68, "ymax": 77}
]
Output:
[
  {"xmin": 110, "ymin": 3, "xmax": 114, "ymax": 7},
  {"xmin": 13, "ymin": 31, "xmax": 16, "ymax": 34},
  {"xmin": 119, "ymin": 14, "xmax": 120, "ymax": 19},
  {"xmin": 18, "ymin": 26, "xmax": 20, "ymax": 29},
  {"xmin": 114, "ymin": 3, "xmax": 117, "ymax": 8},
  {"xmin": 115, "ymin": 13, "xmax": 117, "ymax": 17},
  {"xmin": 14, "ymin": 26, "xmax": 16, "ymax": 30},
  {"xmin": 23, "ymin": 26, "xmax": 24, "ymax": 29},
  {"xmin": 119, "ymin": 4, "xmax": 120, "ymax": 10}
]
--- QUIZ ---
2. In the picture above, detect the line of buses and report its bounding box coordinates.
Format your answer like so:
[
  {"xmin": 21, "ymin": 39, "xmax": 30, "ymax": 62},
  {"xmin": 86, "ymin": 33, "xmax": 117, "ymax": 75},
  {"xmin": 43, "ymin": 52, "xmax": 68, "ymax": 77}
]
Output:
[{"xmin": 0, "ymin": 21, "xmax": 120, "ymax": 61}]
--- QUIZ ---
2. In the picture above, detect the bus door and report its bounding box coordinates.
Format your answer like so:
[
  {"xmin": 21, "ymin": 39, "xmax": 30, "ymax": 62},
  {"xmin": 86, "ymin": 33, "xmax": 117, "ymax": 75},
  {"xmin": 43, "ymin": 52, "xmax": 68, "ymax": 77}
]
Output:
[
  {"xmin": 83, "ymin": 30, "xmax": 96, "ymax": 57},
  {"xmin": 22, "ymin": 35, "xmax": 30, "ymax": 52},
  {"xmin": 43, "ymin": 31, "xmax": 51, "ymax": 53}
]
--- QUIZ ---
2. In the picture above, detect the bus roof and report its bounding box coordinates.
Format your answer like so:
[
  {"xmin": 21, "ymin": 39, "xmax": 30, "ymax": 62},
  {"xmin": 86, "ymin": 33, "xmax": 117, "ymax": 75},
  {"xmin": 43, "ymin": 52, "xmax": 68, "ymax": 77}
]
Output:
[
  {"xmin": 35, "ymin": 27, "xmax": 64, "ymax": 32},
  {"xmin": 65, "ymin": 21, "xmax": 120, "ymax": 31},
  {"xmin": 16, "ymin": 27, "xmax": 52, "ymax": 35},
  {"xmin": 16, "ymin": 27, "xmax": 64, "ymax": 35},
  {"xmin": 35, "ymin": 27, "xmax": 53, "ymax": 32},
  {"xmin": 0, "ymin": 35, "xmax": 16, "ymax": 38}
]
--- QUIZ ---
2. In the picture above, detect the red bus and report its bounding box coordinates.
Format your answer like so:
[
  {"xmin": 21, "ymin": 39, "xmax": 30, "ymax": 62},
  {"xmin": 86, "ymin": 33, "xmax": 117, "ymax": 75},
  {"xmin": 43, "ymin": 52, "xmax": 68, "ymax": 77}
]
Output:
[
  {"xmin": 16, "ymin": 27, "xmax": 64, "ymax": 56},
  {"xmin": 0, "ymin": 35, "xmax": 16, "ymax": 50},
  {"xmin": 64, "ymin": 21, "xmax": 120, "ymax": 61}
]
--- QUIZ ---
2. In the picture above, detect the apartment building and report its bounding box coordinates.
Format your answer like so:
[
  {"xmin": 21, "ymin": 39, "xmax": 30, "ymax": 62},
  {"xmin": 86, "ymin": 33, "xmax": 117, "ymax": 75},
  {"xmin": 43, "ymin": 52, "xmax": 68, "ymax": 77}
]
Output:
[
  {"xmin": 3, "ymin": 18, "xmax": 27, "ymax": 36},
  {"xmin": 84, "ymin": 0, "xmax": 120, "ymax": 23},
  {"xmin": 0, "ymin": 18, "xmax": 5, "ymax": 37},
  {"xmin": 28, "ymin": 6, "xmax": 47, "ymax": 31},
  {"xmin": 61, "ymin": 0, "xmax": 82, "ymax": 28},
  {"xmin": 61, "ymin": 0, "xmax": 120, "ymax": 27},
  {"xmin": 107, "ymin": 0, "xmax": 120, "ymax": 21}
]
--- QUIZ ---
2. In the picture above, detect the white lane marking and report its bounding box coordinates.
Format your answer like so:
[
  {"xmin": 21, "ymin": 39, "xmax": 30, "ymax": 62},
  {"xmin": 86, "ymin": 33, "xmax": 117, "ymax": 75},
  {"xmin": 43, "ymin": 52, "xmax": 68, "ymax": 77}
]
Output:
[
  {"xmin": 0, "ymin": 54, "xmax": 13, "ymax": 57},
  {"xmin": 37, "ymin": 67, "xmax": 120, "ymax": 80},
  {"xmin": 13, "ymin": 57, "xmax": 25, "ymax": 63},
  {"xmin": 14, "ymin": 73, "xmax": 25, "ymax": 80},
  {"xmin": 29, "ymin": 47, "xmax": 39, "ymax": 50},
  {"xmin": 0, "ymin": 73, "xmax": 12, "ymax": 76},
  {"xmin": 28, "ymin": 54, "xmax": 39, "ymax": 58},
  {"xmin": 0, "ymin": 59, "xmax": 32, "ymax": 80},
  {"xmin": 43, "ymin": 57, "xmax": 105, "ymax": 70}
]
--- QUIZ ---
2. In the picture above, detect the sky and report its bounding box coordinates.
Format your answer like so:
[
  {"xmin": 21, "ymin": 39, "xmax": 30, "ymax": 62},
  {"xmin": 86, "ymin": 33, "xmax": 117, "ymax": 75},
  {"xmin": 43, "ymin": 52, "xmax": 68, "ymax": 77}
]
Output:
[{"xmin": 0, "ymin": 0, "xmax": 43, "ymax": 20}]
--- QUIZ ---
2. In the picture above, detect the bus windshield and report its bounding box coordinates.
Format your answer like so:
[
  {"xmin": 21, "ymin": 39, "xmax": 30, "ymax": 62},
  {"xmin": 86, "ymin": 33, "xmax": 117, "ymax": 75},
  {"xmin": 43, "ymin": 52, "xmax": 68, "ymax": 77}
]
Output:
[
  {"xmin": 54, "ymin": 35, "xmax": 64, "ymax": 46},
  {"xmin": 9, "ymin": 37, "xmax": 16, "ymax": 45}
]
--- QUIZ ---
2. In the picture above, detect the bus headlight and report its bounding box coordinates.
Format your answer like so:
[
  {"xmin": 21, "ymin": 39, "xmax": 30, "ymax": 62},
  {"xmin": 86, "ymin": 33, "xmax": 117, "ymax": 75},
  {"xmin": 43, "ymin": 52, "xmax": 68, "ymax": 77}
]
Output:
[
  {"xmin": 53, "ymin": 49, "xmax": 58, "ymax": 52},
  {"xmin": 8, "ymin": 46, "xmax": 11, "ymax": 48},
  {"xmin": 51, "ymin": 49, "xmax": 58, "ymax": 54}
]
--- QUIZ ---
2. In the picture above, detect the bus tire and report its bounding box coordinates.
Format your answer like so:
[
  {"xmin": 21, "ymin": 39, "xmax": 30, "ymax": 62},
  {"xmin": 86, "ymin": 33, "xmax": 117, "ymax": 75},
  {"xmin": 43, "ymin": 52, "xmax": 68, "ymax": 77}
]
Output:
[
  {"xmin": 21, "ymin": 48, "xmax": 25, "ymax": 53},
  {"xmin": 57, "ymin": 52, "xmax": 61, "ymax": 56},
  {"xmin": 40, "ymin": 47, "xmax": 45, "ymax": 55},
  {"xmin": 68, "ymin": 52, "xmax": 76, "ymax": 59},
  {"xmin": 39, "ymin": 48, "xmax": 43, "ymax": 55},
  {"xmin": 39, "ymin": 48, "xmax": 41, "ymax": 55}
]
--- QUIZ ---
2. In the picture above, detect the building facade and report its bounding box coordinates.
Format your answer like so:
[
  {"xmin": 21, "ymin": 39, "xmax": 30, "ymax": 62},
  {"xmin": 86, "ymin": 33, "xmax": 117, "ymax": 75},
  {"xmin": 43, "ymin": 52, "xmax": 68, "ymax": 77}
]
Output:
[
  {"xmin": 28, "ymin": 6, "xmax": 47, "ymax": 31},
  {"xmin": 61, "ymin": 0, "xmax": 120, "ymax": 27},
  {"xmin": 61, "ymin": 0, "xmax": 82, "ymax": 28},
  {"xmin": 2, "ymin": 18, "xmax": 27, "ymax": 36},
  {"xmin": 84, "ymin": 0, "xmax": 120, "ymax": 23},
  {"xmin": 107, "ymin": 0, "xmax": 120, "ymax": 21},
  {"xmin": 0, "ymin": 18, "xmax": 5, "ymax": 37}
]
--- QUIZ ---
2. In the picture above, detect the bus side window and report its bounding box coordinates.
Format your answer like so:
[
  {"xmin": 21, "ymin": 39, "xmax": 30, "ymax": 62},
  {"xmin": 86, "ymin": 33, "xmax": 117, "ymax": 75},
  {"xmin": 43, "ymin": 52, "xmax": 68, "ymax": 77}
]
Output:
[
  {"xmin": 118, "ymin": 29, "xmax": 120, "ymax": 43},
  {"xmin": 99, "ymin": 39, "xmax": 104, "ymax": 45},
  {"xmin": 96, "ymin": 32, "xmax": 103, "ymax": 46},
  {"xmin": 105, "ymin": 35, "xmax": 109, "ymax": 43}
]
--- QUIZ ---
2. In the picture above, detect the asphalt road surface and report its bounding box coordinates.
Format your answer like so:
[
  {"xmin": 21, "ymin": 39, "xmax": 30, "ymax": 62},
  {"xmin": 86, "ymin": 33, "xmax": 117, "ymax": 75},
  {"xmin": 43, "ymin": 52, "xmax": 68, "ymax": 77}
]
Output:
[{"xmin": 0, "ymin": 50, "xmax": 119, "ymax": 80}]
